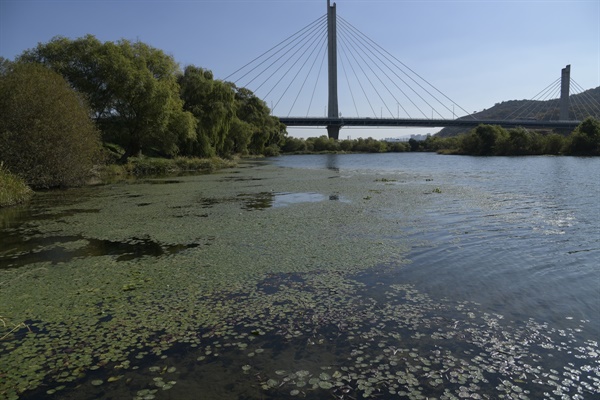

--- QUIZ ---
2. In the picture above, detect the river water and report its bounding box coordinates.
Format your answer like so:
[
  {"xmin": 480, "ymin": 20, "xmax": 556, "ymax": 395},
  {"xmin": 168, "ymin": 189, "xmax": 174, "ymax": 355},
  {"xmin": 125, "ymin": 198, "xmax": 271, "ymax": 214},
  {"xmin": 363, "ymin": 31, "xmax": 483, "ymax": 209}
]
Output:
[
  {"xmin": 1, "ymin": 153, "xmax": 598, "ymax": 399},
  {"xmin": 274, "ymin": 153, "xmax": 600, "ymax": 331}
]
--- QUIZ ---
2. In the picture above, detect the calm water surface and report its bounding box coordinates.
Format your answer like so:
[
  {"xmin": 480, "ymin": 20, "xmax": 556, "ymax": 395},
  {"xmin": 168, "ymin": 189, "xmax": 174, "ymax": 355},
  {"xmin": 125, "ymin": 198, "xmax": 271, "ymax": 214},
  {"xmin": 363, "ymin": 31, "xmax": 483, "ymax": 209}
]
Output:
[{"xmin": 275, "ymin": 153, "xmax": 599, "ymax": 332}]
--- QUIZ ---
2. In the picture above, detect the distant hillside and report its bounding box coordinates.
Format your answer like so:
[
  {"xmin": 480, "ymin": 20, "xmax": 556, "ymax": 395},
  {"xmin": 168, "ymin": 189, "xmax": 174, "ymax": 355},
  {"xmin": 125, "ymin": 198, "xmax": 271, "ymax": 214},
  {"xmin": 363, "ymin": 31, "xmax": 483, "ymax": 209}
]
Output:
[{"xmin": 437, "ymin": 86, "xmax": 600, "ymax": 137}]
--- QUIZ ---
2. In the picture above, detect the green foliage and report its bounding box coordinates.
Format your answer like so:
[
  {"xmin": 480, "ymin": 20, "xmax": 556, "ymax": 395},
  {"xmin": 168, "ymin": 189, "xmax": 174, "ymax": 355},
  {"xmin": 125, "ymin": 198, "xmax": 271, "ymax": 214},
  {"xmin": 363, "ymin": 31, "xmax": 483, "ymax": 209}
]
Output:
[
  {"xmin": 543, "ymin": 133, "xmax": 566, "ymax": 155},
  {"xmin": 178, "ymin": 67, "xmax": 285, "ymax": 157},
  {"xmin": 437, "ymin": 88, "xmax": 600, "ymax": 137},
  {"xmin": 0, "ymin": 56, "xmax": 13, "ymax": 76},
  {"xmin": 473, "ymin": 124, "xmax": 508, "ymax": 155},
  {"xmin": 0, "ymin": 164, "xmax": 33, "ymax": 207},
  {"xmin": 235, "ymin": 87, "xmax": 286, "ymax": 155},
  {"xmin": 281, "ymin": 136, "xmax": 308, "ymax": 153},
  {"xmin": 430, "ymin": 119, "xmax": 600, "ymax": 156},
  {"xmin": 567, "ymin": 117, "xmax": 600, "ymax": 155},
  {"xmin": 408, "ymin": 138, "xmax": 420, "ymax": 152},
  {"xmin": 310, "ymin": 136, "xmax": 340, "ymax": 152},
  {"xmin": 0, "ymin": 63, "xmax": 102, "ymax": 188},
  {"xmin": 280, "ymin": 136, "xmax": 410, "ymax": 154},
  {"xmin": 353, "ymin": 137, "xmax": 388, "ymax": 153},
  {"xmin": 99, "ymin": 156, "xmax": 235, "ymax": 178},
  {"xmin": 20, "ymin": 35, "xmax": 196, "ymax": 160}
]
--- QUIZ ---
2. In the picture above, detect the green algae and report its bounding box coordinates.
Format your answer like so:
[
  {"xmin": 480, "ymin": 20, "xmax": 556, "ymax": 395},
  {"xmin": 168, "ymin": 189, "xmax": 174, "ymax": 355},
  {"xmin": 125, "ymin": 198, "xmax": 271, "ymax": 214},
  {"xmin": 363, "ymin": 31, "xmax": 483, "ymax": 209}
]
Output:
[{"xmin": 1, "ymin": 163, "xmax": 598, "ymax": 399}]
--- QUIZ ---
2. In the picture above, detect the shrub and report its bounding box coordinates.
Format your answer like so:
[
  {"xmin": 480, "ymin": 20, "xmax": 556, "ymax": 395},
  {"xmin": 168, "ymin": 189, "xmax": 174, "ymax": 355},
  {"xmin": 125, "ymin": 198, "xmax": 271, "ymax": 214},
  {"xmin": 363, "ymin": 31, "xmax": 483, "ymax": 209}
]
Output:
[
  {"xmin": 0, "ymin": 63, "xmax": 102, "ymax": 188},
  {"xmin": 0, "ymin": 164, "xmax": 32, "ymax": 207},
  {"xmin": 567, "ymin": 117, "xmax": 600, "ymax": 156}
]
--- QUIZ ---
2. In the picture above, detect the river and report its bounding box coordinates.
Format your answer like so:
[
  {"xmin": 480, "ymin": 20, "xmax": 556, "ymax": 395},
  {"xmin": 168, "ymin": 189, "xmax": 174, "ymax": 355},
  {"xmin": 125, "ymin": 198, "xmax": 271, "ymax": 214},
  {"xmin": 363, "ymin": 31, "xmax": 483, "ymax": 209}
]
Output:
[{"xmin": 1, "ymin": 153, "xmax": 598, "ymax": 399}]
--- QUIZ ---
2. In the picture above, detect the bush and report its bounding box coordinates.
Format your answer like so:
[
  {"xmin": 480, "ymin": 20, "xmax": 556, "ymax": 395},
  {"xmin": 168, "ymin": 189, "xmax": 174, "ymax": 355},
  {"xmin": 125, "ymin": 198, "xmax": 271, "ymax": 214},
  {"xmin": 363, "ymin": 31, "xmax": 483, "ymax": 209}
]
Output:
[
  {"xmin": 114, "ymin": 156, "xmax": 236, "ymax": 177},
  {"xmin": 0, "ymin": 164, "xmax": 32, "ymax": 207},
  {"xmin": 0, "ymin": 63, "xmax": 102, "ymax": 188},
  {"xmin": 567, "ymin": 117, "xmax": 600, "ymax": 156},
  {"xmin": 281, "ymin": 137, "xmax": 307, "ymax": 153}
]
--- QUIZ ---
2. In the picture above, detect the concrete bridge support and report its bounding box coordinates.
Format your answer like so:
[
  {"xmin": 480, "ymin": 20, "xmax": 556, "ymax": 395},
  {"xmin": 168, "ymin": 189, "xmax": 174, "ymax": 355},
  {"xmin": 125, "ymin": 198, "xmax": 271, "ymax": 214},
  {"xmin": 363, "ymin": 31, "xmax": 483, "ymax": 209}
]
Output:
[
  {"xmin": 327, "ymin": 0, "xmax": 340, "ymax": 139},
  {"xmin": 560, "ymin": 65, "xmax": 570, "ymax": 121}
]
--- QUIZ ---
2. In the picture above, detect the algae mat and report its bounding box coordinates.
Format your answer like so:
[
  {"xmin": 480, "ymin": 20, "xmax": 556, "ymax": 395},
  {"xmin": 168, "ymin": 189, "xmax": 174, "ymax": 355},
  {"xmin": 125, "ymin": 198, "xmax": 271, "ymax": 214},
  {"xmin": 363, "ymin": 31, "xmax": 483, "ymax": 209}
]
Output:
[{"xmin": 0, "ymin": 162, "xmax": 598, "ymax": 399}]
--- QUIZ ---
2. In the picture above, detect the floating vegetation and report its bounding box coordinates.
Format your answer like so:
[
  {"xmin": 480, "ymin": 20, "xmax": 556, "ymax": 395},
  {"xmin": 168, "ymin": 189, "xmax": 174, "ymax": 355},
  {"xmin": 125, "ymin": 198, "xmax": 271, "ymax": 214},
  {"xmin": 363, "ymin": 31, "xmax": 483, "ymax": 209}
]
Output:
[{"xmin": 1, "ymin": 161, "xmax": 598, "ymax": 399}]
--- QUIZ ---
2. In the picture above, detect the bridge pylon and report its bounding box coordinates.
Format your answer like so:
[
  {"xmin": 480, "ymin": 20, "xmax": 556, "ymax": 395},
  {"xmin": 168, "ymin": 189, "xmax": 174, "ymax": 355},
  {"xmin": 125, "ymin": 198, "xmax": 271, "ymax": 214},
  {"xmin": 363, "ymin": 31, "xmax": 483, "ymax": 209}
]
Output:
[
  {"xmin": 327, "ymin": 0, "xmax": 340, "ymax": 139},
  {"xmin": 559, "ymin": 65, "xmax": 570, "ymax": 121}
]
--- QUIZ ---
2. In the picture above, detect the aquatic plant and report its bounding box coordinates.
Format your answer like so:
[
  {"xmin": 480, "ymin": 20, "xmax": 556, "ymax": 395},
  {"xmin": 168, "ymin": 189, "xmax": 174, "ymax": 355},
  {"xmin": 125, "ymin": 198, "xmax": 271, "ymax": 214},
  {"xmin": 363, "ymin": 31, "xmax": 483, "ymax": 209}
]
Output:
[{"xmin": 0, "ymin": 163, "xmax": 598, "ymax": 399}]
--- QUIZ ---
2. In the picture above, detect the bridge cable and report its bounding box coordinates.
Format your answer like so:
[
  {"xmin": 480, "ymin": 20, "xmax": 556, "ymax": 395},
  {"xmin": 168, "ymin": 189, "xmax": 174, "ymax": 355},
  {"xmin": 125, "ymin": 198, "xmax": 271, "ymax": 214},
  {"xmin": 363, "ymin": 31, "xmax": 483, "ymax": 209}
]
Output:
[
  {"xmin": 267, "ymin": 26, "xmax": 328, "ymax": 111},
  {"xmin": 564, "ymin": 81, "xmax": 581, "ymax": 120},
  {"xmin": 276, "ymin": 29, "xmax": 328, "ymax": 116},
  {"xmin": 536, "ymin": 81, "xmax": 562, "ymax": 120},
  {"xmin": 569, "ymin": 83, "xmax": 597, "ymax": 120},
  {"xmin": 339, "ymin": 18, "xmax": 416, "ymax": 119},
  {"xmin": 286, "ymin": 32, "xmax": 328, "ymax": 117},
  {"xmin": 504, "ymin": 78, "xmax": 560, "ymax": 120},
  {"xmin": 339, "ymin": 16, "xmax": 452, "ymax": 119},
  {"xmin": 252, "ymin": 17, "xmax": 327, "ymax": 94},
  {"xmin": 337, "ymin": 31, "xmax": 378, "ymax": 117},
  {"xmin": 338, "ymin": 18, "xmax": 414, "ymax": 118},
  {"xmin": 340, "ymin": 20, "xmax": 420, "ymax": 114},
  {"xmin": 338, "ymin": 16, "xmax": 474, "ymax": 120},
  {"xmin": 225, "ymin": 14, "xmax": 326, "ymax": 87},
  {"xmin": 337, "ymin": 23, "xmax": 396, "ymax": 118},
  {"xmin": 337, "ymin": 38, "xmax": 361, "ymax": 117},
  {"xmin": 569, "ymin": 91, "xmax": 586, "ymax": 120},
  {"xmin": 521, "ymin": 80, "xmax": 561, "ymax": 120},
  {"xmin": 338, "ymin": 17, "xmax": 426, "ymax": 118},
  {"xmin": 306, "ymin": 45, "xmax": 327, "ymax": 117},
  {"xmin": 570, "ymin": 79, "xmax": 600, "ymax": 118}
]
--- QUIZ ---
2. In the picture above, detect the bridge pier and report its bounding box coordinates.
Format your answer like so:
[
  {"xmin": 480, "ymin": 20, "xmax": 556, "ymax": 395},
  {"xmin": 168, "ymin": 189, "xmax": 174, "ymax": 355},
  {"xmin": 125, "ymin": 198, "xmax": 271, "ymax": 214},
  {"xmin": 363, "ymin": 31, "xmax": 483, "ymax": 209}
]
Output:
[{"xmin": 327, "ymin": 0, "xmax": 340, "ymax": 139}]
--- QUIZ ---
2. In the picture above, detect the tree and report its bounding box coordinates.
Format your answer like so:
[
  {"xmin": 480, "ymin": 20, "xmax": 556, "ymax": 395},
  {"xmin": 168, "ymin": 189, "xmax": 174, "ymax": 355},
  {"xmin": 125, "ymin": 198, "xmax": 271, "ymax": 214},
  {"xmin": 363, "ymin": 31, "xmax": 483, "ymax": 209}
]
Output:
[
  {"xmin": 474, "ymin": 124, "xmax": 507, "ymax": 155},
  {"xmin": 408, "ymin": 138, "xmax": 420, "ymax": 152},
  {"xmin": 234, "ymin": 87, "xmax": 286, "ymax": 154},
  {"xmin": 543, "ymin": 133, "xmax": 565, "ymax": 155},
  {"xmin": 568, "ymin": 117, "xmax": 600, "ymax": 155},
  {"xmin": 178, "ymin": 66, "xmax": 237, "ymax": 157},
  {"xmin": 20, "ymin": 35, "xmax": 195, "ymax": 160},
  {"xmin": 0, "ymin": 56, "xmax": 13, "ymax": 76},
  {"xmin": 0, "ymin": 63, "xmax": 102, "ymax": 188}
]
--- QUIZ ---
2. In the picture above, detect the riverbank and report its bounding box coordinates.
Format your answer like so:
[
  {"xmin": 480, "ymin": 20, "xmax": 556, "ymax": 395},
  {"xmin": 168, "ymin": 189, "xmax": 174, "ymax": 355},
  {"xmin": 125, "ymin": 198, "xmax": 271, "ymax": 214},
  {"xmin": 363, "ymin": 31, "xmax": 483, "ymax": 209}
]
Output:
[
  {"xmin": 94, "ymin": 156, "xmax": 237, "ymax": 182},
  {"xmin": 0, "ymin": 156, "xmax": 237, "ymax": 209}
]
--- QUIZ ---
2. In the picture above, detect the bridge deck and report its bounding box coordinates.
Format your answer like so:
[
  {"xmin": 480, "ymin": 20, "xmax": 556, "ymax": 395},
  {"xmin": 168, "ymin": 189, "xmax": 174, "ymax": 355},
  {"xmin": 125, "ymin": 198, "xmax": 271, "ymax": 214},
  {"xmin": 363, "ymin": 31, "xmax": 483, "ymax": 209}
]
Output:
[{"xmin": 278, "ymin": 117, "xmax": 581, "ymax": 130}]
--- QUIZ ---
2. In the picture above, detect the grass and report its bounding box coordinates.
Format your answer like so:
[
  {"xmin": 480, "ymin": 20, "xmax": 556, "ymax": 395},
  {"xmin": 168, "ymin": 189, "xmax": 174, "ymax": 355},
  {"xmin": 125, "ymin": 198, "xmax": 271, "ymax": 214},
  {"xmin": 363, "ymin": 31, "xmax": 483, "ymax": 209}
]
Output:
[
  {"xmin": 0, "ymin": 165, "xmax": 33, "ymax": 208},
  {"xmin": 97, "ymin": 156, "xmax": 237, "ymax": 181}
]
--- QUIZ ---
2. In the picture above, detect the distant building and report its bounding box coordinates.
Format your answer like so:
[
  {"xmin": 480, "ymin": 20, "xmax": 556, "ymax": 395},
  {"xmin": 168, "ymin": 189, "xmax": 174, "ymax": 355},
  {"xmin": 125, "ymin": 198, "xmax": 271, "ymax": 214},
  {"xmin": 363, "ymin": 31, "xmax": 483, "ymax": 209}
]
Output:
[
  {"xmin": 410, "ymin": 134, "xmax": 428, "ymax": 141},
  {"xmin": 383, "ymin": 134, "xmax": 431, "ymax": 142}
]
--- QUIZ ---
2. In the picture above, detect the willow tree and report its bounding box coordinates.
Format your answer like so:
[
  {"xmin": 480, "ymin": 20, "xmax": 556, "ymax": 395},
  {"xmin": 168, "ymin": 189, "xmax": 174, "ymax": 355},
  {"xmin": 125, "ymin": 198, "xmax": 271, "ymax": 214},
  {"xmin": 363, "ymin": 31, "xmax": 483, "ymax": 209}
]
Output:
[
  {"xmin": 20, "ymin": 35, "xmax": 196, "ymax": 160},
  {"xmin": 178, "ymin": 66, "xmax": 238, "ymax": 157},
  {"xmin": 234, "ymin": 87, "xmax": 286, "ymax": 155}
]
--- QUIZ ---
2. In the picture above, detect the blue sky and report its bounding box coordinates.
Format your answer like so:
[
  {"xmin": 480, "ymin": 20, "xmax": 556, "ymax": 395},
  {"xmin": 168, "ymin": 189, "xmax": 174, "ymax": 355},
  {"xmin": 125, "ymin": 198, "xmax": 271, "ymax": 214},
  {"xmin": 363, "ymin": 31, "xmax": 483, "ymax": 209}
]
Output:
[{"xmin": 2, "ymin": 0, "xmax": 599, "ymax": 139}]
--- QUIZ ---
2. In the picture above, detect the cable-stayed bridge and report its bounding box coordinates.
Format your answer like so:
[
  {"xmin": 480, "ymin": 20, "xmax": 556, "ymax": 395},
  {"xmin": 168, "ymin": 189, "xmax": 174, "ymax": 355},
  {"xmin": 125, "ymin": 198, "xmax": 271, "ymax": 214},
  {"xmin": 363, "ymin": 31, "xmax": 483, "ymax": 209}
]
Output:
[{"xmin": 225, "ymin": 1, "xmax": 599, "ymax": 139}]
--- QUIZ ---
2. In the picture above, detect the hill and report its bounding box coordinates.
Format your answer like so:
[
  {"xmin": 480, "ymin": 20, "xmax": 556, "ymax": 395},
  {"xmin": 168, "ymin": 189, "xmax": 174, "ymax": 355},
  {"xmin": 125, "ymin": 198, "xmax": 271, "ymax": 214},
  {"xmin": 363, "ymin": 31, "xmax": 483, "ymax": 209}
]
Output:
[{"xmin": 437, "ymin": 86, "xmax": 600, "ymax": 137}]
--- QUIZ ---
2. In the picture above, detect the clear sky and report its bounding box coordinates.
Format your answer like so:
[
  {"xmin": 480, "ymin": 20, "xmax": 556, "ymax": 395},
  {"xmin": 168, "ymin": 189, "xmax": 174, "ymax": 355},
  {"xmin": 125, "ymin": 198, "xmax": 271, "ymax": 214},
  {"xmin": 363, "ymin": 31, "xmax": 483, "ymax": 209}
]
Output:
[{"xmin": 2, "ymin": 0, "xmax": 599, "ymax": 139}]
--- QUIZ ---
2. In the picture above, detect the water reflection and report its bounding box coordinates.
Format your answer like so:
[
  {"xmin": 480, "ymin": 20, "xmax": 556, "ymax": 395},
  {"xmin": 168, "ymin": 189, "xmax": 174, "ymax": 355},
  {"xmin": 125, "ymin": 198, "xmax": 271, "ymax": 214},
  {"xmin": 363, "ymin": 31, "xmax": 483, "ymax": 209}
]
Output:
[
  {"xmin": 240, "ymin": 192, "xmax": 348, "ymax": 210},
  {"xmin": 0, "ymin": 235, "xmax": 200, "ymax": 269},
  {"xmin": 325, "ymin": 154, "xmax": 339, "ymax": 172}
]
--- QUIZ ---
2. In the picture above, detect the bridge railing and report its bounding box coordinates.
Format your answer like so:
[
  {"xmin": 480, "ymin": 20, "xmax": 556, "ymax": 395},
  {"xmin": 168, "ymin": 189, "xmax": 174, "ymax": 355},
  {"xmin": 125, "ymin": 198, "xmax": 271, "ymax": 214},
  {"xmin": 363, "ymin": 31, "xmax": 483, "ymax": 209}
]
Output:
[{"xmin": 277, "ymin": 117, "xmax": 582, "ymax": 129}]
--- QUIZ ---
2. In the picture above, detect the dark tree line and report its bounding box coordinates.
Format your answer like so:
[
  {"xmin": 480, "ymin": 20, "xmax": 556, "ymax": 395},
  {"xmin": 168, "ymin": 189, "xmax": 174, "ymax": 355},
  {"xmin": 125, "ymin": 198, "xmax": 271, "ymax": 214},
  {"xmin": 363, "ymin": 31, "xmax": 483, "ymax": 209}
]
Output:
[{"xmin": 422, "ymin": 120, "xmax": 600, "ymax": 156}]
